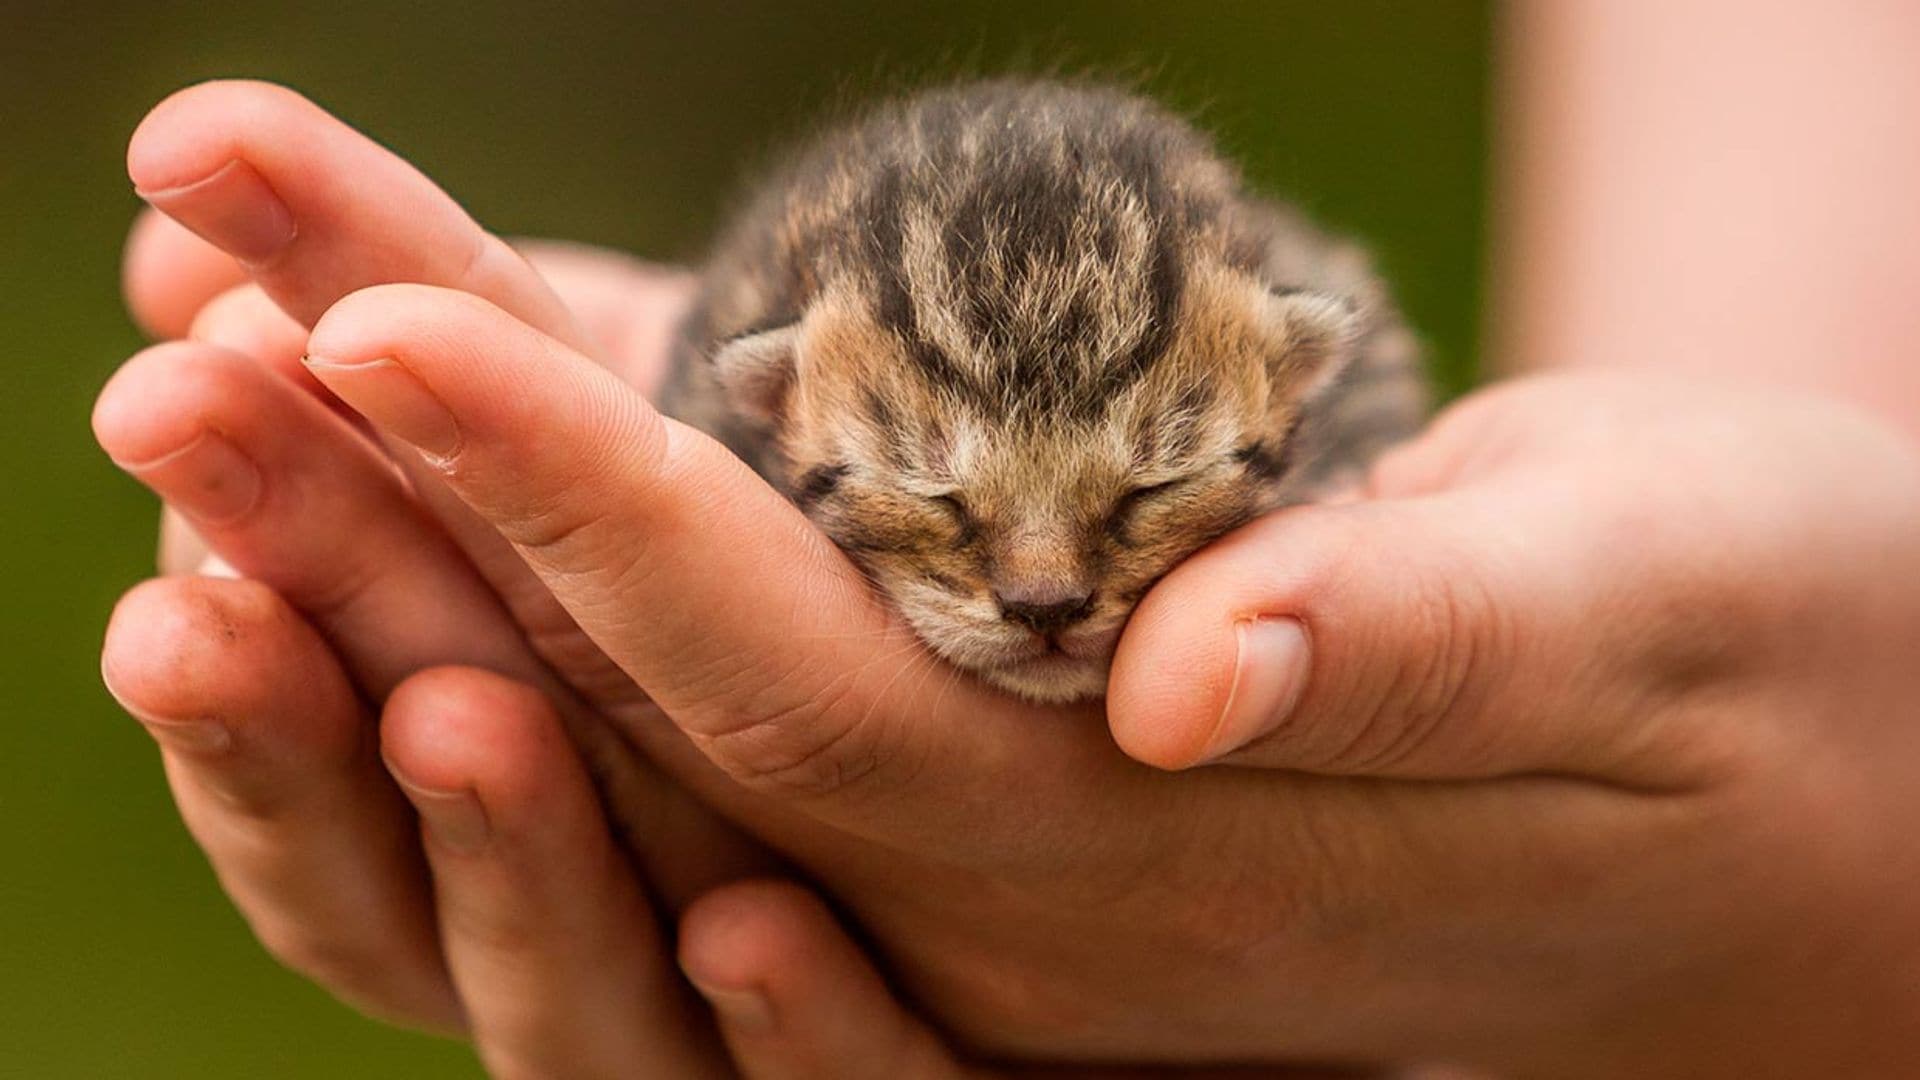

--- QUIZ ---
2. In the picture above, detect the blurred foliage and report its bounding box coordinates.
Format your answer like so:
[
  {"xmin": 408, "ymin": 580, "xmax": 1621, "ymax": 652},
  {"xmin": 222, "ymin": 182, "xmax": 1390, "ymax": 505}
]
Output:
[{"xmin": 0, "ymin": 1, "xmax": 1487, "ymax": 1075}]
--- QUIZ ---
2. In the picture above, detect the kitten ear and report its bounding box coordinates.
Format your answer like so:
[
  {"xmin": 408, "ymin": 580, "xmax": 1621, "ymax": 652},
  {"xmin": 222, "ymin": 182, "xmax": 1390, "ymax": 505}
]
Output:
[
  {"xmin": 1255, "ymin": 286, "xmax": 1360, "ymax": 403},
  {"xmin": 711, "ymin": 323, "xmax": 800, "ymax": 423}
]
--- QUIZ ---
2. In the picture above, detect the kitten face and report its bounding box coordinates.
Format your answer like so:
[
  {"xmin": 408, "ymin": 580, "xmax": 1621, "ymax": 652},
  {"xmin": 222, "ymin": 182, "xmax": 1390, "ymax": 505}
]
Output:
[{"xmin": 734, "ymin": 268, "xmax": 1348, "ymax": 702}]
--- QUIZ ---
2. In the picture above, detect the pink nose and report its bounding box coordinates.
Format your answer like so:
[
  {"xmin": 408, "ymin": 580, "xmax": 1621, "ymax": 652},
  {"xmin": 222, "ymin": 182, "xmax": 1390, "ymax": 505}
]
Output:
[{"xmin": 993, "ymin": 583, "xmax": 1095, "ymax": 634}]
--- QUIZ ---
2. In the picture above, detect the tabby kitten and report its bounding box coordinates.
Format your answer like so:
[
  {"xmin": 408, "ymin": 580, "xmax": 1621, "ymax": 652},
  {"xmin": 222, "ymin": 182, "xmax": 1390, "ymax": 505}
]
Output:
[{"xmin": 662, "ymin": 79, "xmax": 1427, "ymax": 702}]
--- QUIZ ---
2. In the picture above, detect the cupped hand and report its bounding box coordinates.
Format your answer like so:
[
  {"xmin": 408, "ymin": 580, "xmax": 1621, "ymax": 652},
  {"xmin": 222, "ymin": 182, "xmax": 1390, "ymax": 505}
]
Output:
[
  {"xmin": 104, "ymin": 84, "xmax": 1340, "ymax": 1079},
  {"xmin": 101, "ymin": 583, "xmax": 735, "ymax": 1074},
  {"xmin": 106, "ymin": 597, "xmax": 1318, "ymax": 1079},
  {"xmin": 100, "ymin": 81, "xmax": 778, "ymax": 1068},
  {"xmin": 110, "ymin": 81, "xmax": 1920, "ymax": 1078},
  {"xmin": 295, "ymin": 255, "xmax": 1920, "ymax": 1074}
]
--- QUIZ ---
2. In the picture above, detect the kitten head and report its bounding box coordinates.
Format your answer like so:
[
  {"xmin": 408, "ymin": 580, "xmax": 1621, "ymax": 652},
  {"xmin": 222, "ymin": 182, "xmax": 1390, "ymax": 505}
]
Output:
[
  {"xmin": 710, "ymin": 265, "xmax": 1356, "ymax": 702},
  {"xmin": 687, "ymin": 79, "xmax": 1373, "ymax": 701}
]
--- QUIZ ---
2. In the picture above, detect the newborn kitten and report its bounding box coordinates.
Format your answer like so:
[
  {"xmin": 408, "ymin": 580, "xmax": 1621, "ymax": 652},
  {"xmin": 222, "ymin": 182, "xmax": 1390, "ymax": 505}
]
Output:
[{"xmin": 662, "ymin": 79, "xmax": 1427, "ymax": 703}]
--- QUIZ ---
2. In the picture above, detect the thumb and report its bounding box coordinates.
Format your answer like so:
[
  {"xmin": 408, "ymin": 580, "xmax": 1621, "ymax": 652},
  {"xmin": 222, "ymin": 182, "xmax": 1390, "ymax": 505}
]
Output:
[{"xmin": 1107, "ymin": 485, "xmax": 1715, "ymax": 787}]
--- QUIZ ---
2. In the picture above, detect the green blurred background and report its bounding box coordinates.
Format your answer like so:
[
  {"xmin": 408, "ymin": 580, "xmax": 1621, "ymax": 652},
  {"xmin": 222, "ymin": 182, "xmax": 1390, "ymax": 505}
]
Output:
[{"xmin": 0, "ymin": 2, "xmax": 1488, "ymax": 1075}]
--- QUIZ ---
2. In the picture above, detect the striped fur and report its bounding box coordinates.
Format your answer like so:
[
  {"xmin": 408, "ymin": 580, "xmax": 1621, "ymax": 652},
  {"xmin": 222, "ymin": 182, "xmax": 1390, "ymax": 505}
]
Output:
[{"xmin": 662, "ymin": 79, "xmax": 1428, "ymax": 701}]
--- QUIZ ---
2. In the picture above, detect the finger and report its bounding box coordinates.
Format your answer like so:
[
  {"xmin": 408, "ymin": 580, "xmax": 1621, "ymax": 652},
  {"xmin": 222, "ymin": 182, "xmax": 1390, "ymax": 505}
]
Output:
[
  {"xmin": 680, "ymin": 880, "xmax": 973, "ymax": 1080},
  {"xmin": 382, "ymin": 668, "xmax": 728, "ymax": 1080},
  {"xmin": 93, "ymin": 340, "xmax": 518, "ymax": 698},
  {"xmin": 127, "ymin": 217, "xmax": 690, "ymax": 407},
  {"xmin": 122, "ymin": 86, "xmax": 782, "ymax": 903},
  {"xmin": 121, "ymin": 206, "xmax": 247, "ymax": 338},
  {"xmin": 1107, "ymin": 487, "xmax": 1713, "ymax": 786},
  {"xmin": 127, "ymin": 80, "xmax": 587, "ymax": 347},
  {"xmin": 94, "ymin": 338, "xmax": 767, "ymax": 906},
  {"xmin": 304, "ymin": 285, "xmax": 1085, "ymax": 847},
  {"xmin": 125, "ymin": 208, "xmax": 677, "ymax": 420},
  {"xmin": 100, "ymin": 576, "xmax": 457, "ymax": 1030},
  {"xmin": 122, "ymin": 82, "xmax": 691, "ymax": 426},
  {"xmin": 184, "ymin": 249, "xmax": 688, "ymax": 423},
  {"xmin": 679, "ymin": 886, "xmax": 1350, "ymax": 1080},
  {"xmin": 124, "ymin": 80, "xmax": 646, "ymax": 707}
]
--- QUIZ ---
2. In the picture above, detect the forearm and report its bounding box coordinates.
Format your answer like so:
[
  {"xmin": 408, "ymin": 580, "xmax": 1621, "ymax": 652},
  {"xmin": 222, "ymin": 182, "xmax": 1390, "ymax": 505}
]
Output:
[{"xmin": 1489, "ymin": 0, "xmax": 1920, "ymax": 441}]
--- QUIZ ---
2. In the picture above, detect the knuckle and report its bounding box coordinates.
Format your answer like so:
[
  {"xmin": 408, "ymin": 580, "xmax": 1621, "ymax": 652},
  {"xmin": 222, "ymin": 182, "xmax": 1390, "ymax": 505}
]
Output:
[
  {"xmin": 524, "ymin": 615, "xmax": 648, "ymax": 709},
  {"xmin": 454, "ymin": 413, "xmax": 667, "ymax": 581},
  {"xmin": 1626, "ymin": 566, "xmax": 1758, "ymax": 696},
  {"xmin": 492, "ymin": 486, "xmax": 601, "ymax": 554},
  {"xmin": 695, "ymin": 675, "xmax": 896, "ymax": 800},
  {"xmin": 490, "ymin": 490, "xmax": 640, "ymax": 593},
  {"xmin": 294, "ymin": 559, "xmax": 384, "ymax": 628},
  {"xmin": 1590, "ymin": 491, "xmax": 1781, "ymax": 700},
  {"xmin": 455, "ymin": 231, "xmax": 499, "ymax": 287},
  {"xmin": 251, "ymin": 917, "xmax": 386, "ymax": 997},
  {"xmin": 196, "ymin": 774, "xmax": 293, "ymax": 822},
  {"xmin": 454, "ymin": 232, "xmax": 536, "ymax": 298},
  {"xmin": 442, "ymin": 901, "xmax": 546, "ymax": 961},
  {"xmin": 1327, "ymin": 560, "xmax": 1502, "ymax": 774}
]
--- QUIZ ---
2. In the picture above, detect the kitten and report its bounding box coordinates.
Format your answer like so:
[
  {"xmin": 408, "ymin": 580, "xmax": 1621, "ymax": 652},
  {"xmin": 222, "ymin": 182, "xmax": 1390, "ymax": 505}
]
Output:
[{"xmin": 661, "ymin": 79, "xmax": 1427, "ymax": 703}]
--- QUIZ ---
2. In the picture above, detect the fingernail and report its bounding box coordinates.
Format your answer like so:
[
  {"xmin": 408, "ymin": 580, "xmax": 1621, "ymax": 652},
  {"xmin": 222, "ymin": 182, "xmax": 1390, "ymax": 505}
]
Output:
[
  {"xmin": 1201, "ymin": 617, "xmax": 1312, "ymax": 763},
  {"xmin": 141, "ymin": 716, "xmax": 235, "ymax": 753},
  {"xmin": 115, "ymin": 432, "xmax": 262, "ymax": 525},
  {"xmin": 136, "ymin": 159, "xmax": 297, "ymax": 267},
  {"xmin": 689, "ymin": 978, "xmax": 774, "ymax": 1033},
  {"xmin": 102, "ymin": 661, "xmax": 235, "ymax": 753},
  {"xmin": 391, "ymin": 772, "xmax": 490, "ymax": 854},
  {"xmin": 303, "ymin": 357, "xmax": 462, "ymax": 459}
]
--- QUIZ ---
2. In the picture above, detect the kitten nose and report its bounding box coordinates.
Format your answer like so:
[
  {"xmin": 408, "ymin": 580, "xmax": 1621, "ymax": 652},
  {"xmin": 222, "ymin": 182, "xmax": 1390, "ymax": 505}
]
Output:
[{"xmin": 994, "ymin": 584, "xmax": 1096, "ymax": 634}]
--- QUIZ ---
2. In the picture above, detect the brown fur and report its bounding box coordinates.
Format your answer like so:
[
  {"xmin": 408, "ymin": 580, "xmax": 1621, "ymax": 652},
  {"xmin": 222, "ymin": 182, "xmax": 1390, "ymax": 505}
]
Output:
[{"xmin": 661, "ymin": 79, "xmax": 1428, "ymax": 701}]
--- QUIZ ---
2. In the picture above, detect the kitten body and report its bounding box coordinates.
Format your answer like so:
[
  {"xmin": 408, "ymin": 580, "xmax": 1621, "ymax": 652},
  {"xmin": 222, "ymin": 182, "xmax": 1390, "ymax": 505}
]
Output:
[{"xmin": 662, "ymin": 79, "xmax": 1428, "ymax": 702}]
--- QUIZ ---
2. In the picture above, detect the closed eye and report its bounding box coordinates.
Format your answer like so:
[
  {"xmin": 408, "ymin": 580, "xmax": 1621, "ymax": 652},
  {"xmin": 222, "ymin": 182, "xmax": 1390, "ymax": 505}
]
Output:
[
  {"xmin": 794, "ymin": 463, "xmax": 850, "ymax": 509},
  {"xmin": 1233, "ymin": 438, "xmax": 1295, "ymax": 482},
  {"xmin": 931, "ymin": 492, "xmax": 979, "ymax": 544},
  {"xmin": 1105, "ymin": 479, "xmax": 1184, "ymax": 545}
]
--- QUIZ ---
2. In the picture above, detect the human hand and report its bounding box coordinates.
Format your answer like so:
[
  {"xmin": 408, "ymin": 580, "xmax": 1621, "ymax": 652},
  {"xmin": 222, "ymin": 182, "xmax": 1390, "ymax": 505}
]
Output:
[
  {"xmin": 301, "ymin": 264, "xmax": 1920, "ymax": 1074},
  {"xmin": 104, "ymin": 81, "xmax": 1450, "ymax": 1076},
  {"xmin": 100, "ymin": 585, "xmax": 743, "ymax": 1075},
  {"xmin": 126, "ymin": 209, "xmax": 688, "ymax": 579},
  {"xmin": 120, "ymin": 81, "xmax": 1920, "ymax": 1076},
  {"xmin": 100, "ymin": 572, "xmax": 1387, "ymax": 1079},
  {"xmin": 98, "ymin": 82, "xmax": 784, "ymax": 1065},
  {"xmin": 105, "ymin": 86, "xmax": 1335, "ymax": 1079}
]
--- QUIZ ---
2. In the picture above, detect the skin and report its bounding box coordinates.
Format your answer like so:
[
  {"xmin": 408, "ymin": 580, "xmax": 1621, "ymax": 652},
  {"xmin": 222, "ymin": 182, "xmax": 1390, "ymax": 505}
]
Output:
[
  {"xmin": 1490, "ymin": 0, "xmax": 1920, "ymax": 440},
  {"xmin": 99, "ymin": 30, "xmax": 1920, "ymax": 1077},
  {"xmin": 108, "ymin": 95, "xmax": 1344, "ymax": 1076}
]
